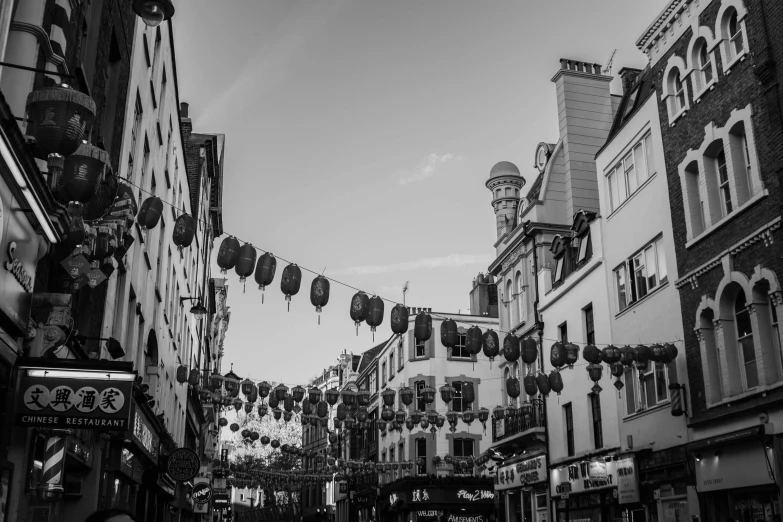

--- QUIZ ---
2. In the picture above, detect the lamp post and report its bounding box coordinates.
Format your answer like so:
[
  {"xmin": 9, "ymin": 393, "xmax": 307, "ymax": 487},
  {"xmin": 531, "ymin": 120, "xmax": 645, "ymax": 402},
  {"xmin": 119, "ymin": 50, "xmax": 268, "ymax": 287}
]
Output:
[
  {"xmin": 132, "ymin": 0, "xmax": 175, "ymax": 27},
  {"xmin": 180, "ymin": 296, "xmax": 208, "ymax": 319}
]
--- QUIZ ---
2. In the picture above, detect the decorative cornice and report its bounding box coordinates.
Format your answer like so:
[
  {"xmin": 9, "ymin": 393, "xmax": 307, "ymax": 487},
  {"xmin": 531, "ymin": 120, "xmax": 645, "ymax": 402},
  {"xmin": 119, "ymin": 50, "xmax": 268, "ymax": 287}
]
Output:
[
  {"xmin": 636, "ymin": 0, "xmax": 686, "ymax": 50},
  {"xmin": 9, "ymin": 21, "xmax": 69, "ymax": 74},
  {"xmin": 675, "ymin": 217, "xmax": 782, "ymax": 290}
]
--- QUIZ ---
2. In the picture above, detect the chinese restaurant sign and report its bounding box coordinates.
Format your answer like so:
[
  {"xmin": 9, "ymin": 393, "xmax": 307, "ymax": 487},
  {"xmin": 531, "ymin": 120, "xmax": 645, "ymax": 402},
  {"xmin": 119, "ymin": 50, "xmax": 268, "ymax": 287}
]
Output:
[
  {"xmin": 495, "ymin": 455, "xmax": 547, "ymax": 491},
  {"xmin": 15, "ymin": 361, "xmax": 134, "ymax": 429},
  {"xmin": 551, "ymin": 458, "xmax": 622, "ymax": 498}
]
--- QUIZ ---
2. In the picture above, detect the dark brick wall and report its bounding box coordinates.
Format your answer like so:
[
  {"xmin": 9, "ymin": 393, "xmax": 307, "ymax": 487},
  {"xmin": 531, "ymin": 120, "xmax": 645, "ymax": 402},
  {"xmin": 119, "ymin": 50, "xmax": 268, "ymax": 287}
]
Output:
[{"xmin": 653, "ymin": 0, "xmax": 783, "ymax": 421}]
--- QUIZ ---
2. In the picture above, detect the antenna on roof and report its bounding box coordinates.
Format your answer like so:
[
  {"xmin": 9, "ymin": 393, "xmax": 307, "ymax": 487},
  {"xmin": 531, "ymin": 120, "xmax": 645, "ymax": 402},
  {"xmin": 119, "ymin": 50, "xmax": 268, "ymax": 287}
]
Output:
[
  {"xmin": 603, "ymin": 49, "xmax": 617, "ymax": 76},
  {"xmin": 402, "ymin": 281, "xmax": 409, "ymax": 306}
]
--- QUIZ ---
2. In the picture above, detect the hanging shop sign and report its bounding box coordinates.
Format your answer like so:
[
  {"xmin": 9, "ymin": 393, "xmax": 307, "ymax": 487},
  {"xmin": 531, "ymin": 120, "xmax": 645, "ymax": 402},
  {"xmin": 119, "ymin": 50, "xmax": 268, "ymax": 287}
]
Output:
[
  {"xmin": 130, "ymin": 403, "xmax": 160, "ymax": 463},
  {"xmin": 192, "ymin": 480, "xmax": 213, "ymax": 504},
  {"xmin": 166, "ymin": 447, "xmax": 201, "ymax": 482},
  {"xmin": 15, "ymin": 359, "xmax": 134, "ymax": 429},
  {"xmin": 615, "ymin": 457, "xmax": 639, "ymax": 504},
  {"xmin": 0, "ymin": 170, "xmax": 46, "ymax": 336},
  {"xmin": 212, "ymin": 494, "xmax": 230, "ymax": 507},
  {"xmin": 551, "ymin": 458, "xmax": 619, "ymax": 498},
  {"xmin": 495, "ymin": 455, "xmax": 547, "ymax": 491}
]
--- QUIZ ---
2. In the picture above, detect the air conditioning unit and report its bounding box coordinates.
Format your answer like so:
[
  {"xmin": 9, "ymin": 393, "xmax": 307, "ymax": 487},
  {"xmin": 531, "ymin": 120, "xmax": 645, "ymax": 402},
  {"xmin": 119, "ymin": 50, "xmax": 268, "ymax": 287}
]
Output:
[{"xmin": 64, "ymin": 477, "xmax": 85, "ymax": 497}]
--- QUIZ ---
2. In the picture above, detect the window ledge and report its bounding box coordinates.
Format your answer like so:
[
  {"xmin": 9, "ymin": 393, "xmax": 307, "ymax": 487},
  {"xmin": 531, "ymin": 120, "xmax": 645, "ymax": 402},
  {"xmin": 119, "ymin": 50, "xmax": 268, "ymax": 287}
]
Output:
[
  {"xmin": 540, "ymin": 257, "xmax": 603, "ymax": 313},
  {"xmin": 722, "ymin": 51, "xmax": 747, "ymax": 75},
  {"xmin": 685, "ymin": 189, "xmax": 768, "ymax": 249},
  {"xmin": 693, "ymin": 80, "xmax": 717, "ymax": 104},
  {"xmin": 669, "ymin": 108, "xmax": 688, "ymax": 127},
  {"xmin": 622, "ymin": 401, "xmax": 670, "ymax": 421},
  {"xmin": 706, "ymin": 380, "xmax": 783, "ymax": 409},
  {"xmin": 448, "ymin": 356, "xmax": 475, "ymax": 363},
  {"xmin": 606, "ymin": 172, "xmax": 657, "ymax": 219},
  {"xmin": 615, "ymin": 280, "xmax": 670, "ymax": 319},
  {"xmin": 509, "ymin": 319, "xmax": 527, "ymax": 334}
]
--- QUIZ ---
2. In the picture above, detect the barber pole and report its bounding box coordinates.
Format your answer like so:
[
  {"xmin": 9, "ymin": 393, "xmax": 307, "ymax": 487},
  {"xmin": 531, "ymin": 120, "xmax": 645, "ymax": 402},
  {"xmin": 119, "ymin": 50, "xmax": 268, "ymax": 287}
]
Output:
[{"xmin": 38, "ymin": 430, "xmax": 69, "ymax": 501}]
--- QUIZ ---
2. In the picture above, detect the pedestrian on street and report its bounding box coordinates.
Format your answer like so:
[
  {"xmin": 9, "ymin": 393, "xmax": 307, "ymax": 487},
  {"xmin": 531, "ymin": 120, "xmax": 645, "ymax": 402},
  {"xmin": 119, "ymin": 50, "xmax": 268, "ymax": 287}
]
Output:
[{"xmin": 84, "ymin": 509, "xmax": 136, "ymax": 522}]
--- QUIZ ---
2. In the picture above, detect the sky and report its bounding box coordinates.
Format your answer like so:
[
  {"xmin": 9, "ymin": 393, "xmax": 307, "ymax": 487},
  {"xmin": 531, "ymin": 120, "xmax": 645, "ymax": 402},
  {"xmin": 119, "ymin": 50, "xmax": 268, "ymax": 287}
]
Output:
[{"xmin": 172, "ymin": 0, "xmax": 668, "ymax": 386}]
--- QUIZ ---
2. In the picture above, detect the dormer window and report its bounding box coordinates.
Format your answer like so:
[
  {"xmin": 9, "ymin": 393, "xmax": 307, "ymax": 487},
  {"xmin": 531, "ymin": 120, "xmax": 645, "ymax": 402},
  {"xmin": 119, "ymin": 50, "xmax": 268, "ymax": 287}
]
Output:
[
  {"xmin": 572, "ymin": 210, "xmax": 594, "ymax": 266},
  {"xmin": 550, "ymin": 235, "xmax": 570, "ymax": 286}
]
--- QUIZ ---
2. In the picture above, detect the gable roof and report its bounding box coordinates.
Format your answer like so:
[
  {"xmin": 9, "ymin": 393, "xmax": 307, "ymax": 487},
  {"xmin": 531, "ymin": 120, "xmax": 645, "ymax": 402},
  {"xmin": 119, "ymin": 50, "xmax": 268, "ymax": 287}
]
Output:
[
  {"xmin": 596, "ymin": 66, "xmax": 655, "ymax": 158},
  {"xmin": 357, "ymin": 338, "xmax": 391, "ymax": 375}
]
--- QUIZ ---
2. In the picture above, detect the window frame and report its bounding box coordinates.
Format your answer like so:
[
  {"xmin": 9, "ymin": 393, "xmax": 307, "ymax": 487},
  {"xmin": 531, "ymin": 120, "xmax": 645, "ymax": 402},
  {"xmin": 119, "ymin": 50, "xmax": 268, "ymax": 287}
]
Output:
[
  {"xmin": 415, "ymin": 381, "xmax": 426, "ymax": 411},
  {"xmin": 564, "ymin": 403, "xmax": 575, "ymax": 457},
  {"xmin": 584, "ymin": 305, "xmax": 595, "ymax": 345},
  {"xmin": 614, "ymin": 236, "xmax": 668, "ymax": 313},
  {"xmin": 452, "ymin": 332, "xmax": 470, "ymax": 359},
  {"xmin": 415, "ymin": 338, "xmax": 426, "ymax": 358},
  {"xmin": 735, "ymin": 291, "xmax": 759, "ymax": 390},
  {"xmin": 453, "ymin": 438, "xmax": 475, "ymax": 458},
  {"xmin": 451, "ymin": 381, "xmax": 465, "ymax": 412},
  {"xmin": 589, "ymin": 393, "xmax": 603, "ymax": 449},
  {"xmin": 606, "ymin": 131, "xmax": 655, "ymax": 213}
]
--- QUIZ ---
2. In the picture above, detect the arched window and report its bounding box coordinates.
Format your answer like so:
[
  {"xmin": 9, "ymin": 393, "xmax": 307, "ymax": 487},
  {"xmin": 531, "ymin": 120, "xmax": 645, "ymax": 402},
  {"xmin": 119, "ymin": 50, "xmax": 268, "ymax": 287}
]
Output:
[
  {"xmin": 515, "ymin": 271, "xmax": 524, "ymax": 325},
  {"xmin": 718, "ymin": 5, "xmax": 747, "ymax": 70},
  {"xmin": 683, "ymin": 160, "xmax": 706, "ymax": 236},
  {"xmin": 727, "ymin": 10, "xmax": 744, "ymax": 59},
  {"xmin": 735, "ymin": 289, "xmax": 759, "ymax": 389},
  {"xmin": 728, "ymin": 121, "xmax": 753, "ymax": 205},
  {"xmin": 691, "ymin": 37, "xmax": 715, "ymax": 94},
  {"xmin": 717, "ymin": 147, "xmax": 732, "ymax": 216},
  {"xmin": 506, "ymin": 279, "xmax": 515, "ymax": 327}
]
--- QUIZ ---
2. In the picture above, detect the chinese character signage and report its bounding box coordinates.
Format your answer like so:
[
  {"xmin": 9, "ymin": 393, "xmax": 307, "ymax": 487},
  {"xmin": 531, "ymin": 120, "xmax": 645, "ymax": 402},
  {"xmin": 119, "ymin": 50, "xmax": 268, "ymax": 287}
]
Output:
[
  {"xmin": 15, "ymin": 360, "xmax": 134, "ymax": 430},
  {"xmin": 495, "ymin": 455, "xmax": 547, "ymax": 491},
  {"xmin": 131, "ymin": 404, "xmax": 159, "ymax": 463},
  {"xmin": 551, "ymin": 458, "xmax": 620, "ymax": 498}
]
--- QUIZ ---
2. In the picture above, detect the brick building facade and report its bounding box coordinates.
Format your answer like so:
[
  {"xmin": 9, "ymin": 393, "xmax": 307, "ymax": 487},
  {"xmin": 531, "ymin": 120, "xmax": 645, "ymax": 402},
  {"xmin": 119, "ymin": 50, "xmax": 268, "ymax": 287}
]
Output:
[{"xmin": 638, "ymin": 0, "xmax": 783, "ymax": 518}]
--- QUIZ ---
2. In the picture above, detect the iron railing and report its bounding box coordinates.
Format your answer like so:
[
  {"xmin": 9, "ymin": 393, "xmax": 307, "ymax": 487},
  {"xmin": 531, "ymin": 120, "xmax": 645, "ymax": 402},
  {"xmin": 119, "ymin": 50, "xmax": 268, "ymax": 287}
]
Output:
[{"xmin": 491, "ymin": 399, "xmax": 545, "ymax": 443}]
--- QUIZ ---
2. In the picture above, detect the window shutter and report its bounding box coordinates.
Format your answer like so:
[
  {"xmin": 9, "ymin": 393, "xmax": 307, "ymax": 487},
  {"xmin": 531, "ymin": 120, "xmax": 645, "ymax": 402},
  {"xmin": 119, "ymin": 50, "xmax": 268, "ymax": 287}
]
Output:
[{"xmin": 408, "ymin": 331, "xmax": 415, "ymax": 362}]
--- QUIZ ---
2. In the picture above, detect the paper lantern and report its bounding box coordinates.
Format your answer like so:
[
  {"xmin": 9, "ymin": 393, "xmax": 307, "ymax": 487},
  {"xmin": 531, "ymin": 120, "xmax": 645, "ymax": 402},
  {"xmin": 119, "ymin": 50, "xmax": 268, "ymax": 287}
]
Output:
[
  {"xmin": 462, "ymin": 382, "xmax": 475, "ymax": 405},
  {"xmin": 602, "ymin": 345, "xmax": 622, "ymax": 365},
  {"xmin": 421, "ymin": 386, "xmax": 435, "ymax": 405},
  {"xmin": 536, "ymin": 373, "xmax": 551, "ymax": 396},
  {"xmin": 258, "ymin": 381, "xmax": 271, "ymax": 398},
  {"xmin": 356, "ymin": 407, "xmax": 368, "ymax": 423},
  {"xmin": 550, "ymin": 342, "xmax": 567, "ymax": 369},
  {"xmin": 274, "ymin": 384, "xmax": 289, "ymax": 401},
  {"xmin": 291, "ymin": 385, "xmax": 305, "ymax": 403},
  {"xmin": 520, "ymin": 337, "xmax": 537, "ymax": 364},
  {"xmin": 325, "ymin": 388, "xmax": 340, "ymax": 406},
  {"xmin": 176, "ymin": 365, "xmax": 188, "ymax": 384},
  {"xmin": 349, "ymin": 292, "xmax": 370, "ymax": 334},
  {"xmin": 504, "ymin": 334, "xmax": 521, "ymax": 362},
  {"xmin": 357, "ymin": 389, "xmax": 371, "ymax": 406},
  {"xmin": 610, "ymin": 362, "xmax": 624, "ymax": 378},
  {"xmin": 410, "ymin": 410, "xmax": 424, "ymax": 424},
  {"xmin": 258, "ymin": 405, "xmax": 268, "ymax": 417},
  {"xmin": 390, "ymin": 304, "xmax": 409, "ymax": 335},
  {"xmin": 482, "ymin": 329, "xmax": 500, "ymax": 361},
  {"xmin": 230, "ymin": 423, "xmax": 239, "ymax": 432},
  {"xmin": 522, "ymin": 374, "xmax": 537, "ymax": 396},
  {"xmin": 465, "ymin": 326, "xmax": 482, "ymax": 356},
  {"xmin": 316, "ymin": 401, "xmax": 329, "ymax": 419},
  {"xmin": 301, "ymin": 399, "xmax": 312, "ymax": 416},
  {"xmin": 271, "ymin": 440, "xmax": 280, "ymax": 449},
  {"xmin": 414, "ymin": 311, "xmax": 432, "ymax": 343},
  {"xmin": 441, "ymin": 318, "xmax": 458, "ymax": 348},
  {"xmin": 284, "ymin": 395, "xmax": 295, "ymax": 412},
  {"xmin": 137, "ymin": 196, "xmax": 163, "ymax": 230},
  {"xmin": 583, "ymin": 344, "xmax": 601, "ymax": 364},
  {"xmin": 188, "ymin": 368, "xmax": 199, "ymax": 386},
  {"xmin": 492, "ymin": 405, "xmax": 505, "ymax": 420},
  {"xmin": 635, "ymin": 345, "xmax": 652, "ymax": 371},
  {"xmin": 26, "ymin": 85, "xmax": 96, "ymax": 158},
  {"xmin": 218, "ymin": 417, "xmax": 228, "ymax": 427},
  {"xmin": 366, "ymin": 295, "xmax": 384, "ymax": 336},
  {"xmin": 233, "ymin": 243, "xmax": 257, "ymax": 291},
  {"xmin": 241, "ymin": 379, "xmax": 256, "ymax": 397},
  {"xmin": 435, "ymin": 415, "xmax": 445, "ymax": 429},
  {"xmin": 405, "ymin": 419, "xmax": 415, "ymax": 431},
  {"xmin": 172, "ymin": 214, "xmax": 197, "ymax": 250},
  {"xmin": 280, "ymin": 264, "xmax": 302, "ymax": 310},
  {"xmin": 309, "ymin": 276, "xmax": 330, "ymax": 324},
  {"xmin": 381, "ymin": 407, "xmax": 395, "ymax": 422},
  {"xmin": 244, "ymin": 403, "xmax": 253, "ymax": 414},
  {"xmin": 446, "ymin": 411, "xmax": 459, "ymax": 426},
  {"xmin": 478, "ymin": 407, "xmax": 490, "ymax": 427},
  {"xmin": 272, "ymin": 408, "xmax": 282, "ymax": 421},
  {"xmin": 439, "ymin": 384, "xmax": 454, "ymax": 404},
  {"xmin": 462, "ymin": 410, "xmax": 475, "ymax": 425},
  {"xmin": 662, "ymin": 343, "xmax": 679, "ymax": 364},
  {"xmin": 336, "ymin": 403, "xmax": 347, "ymax": 421},
  {"xmin": 58, "ymin": 142, "xmax": 108, "ymax": 204},
  {"xmin": 381, "ymin": 388, "xmax": 396, "ymax": 407},
  {"xmin": 506, "ymin": 377, "xmax": 521, "ymax": 398},
  {"xmin": 341, "ymin": 389, "xmax": 356, "ymax": 406},
  {"xmin": 565, "ymin": 343, "xmax": 580, "ymax": 368},
  {"xmin": 399, "ymin": 387, "xmax": 414, "ymax": 406},
  {"xmin": 587, "ymin": 364, "xmax": 604, "ymax": 394},
  {"xmin": 267, "ymin": 394, "xmax": 279, "ymax": 409},
  {"xmin": 650, "ymin": 343, "xmax": 665, "ymax": 363},
  {"xmin": 217, "ymin": 236, "xmax": 241, "ymax": 274},
  {"xmin": 620, "ymin": 345, "xmax": 636, "ymax": 367},
  {"xmin": 549, "ymin": 371, "xmax": 564, "ymax": 395},
  {"xmin": 254, "ymin": 252, "xmax": 277, "ymax": 301}
]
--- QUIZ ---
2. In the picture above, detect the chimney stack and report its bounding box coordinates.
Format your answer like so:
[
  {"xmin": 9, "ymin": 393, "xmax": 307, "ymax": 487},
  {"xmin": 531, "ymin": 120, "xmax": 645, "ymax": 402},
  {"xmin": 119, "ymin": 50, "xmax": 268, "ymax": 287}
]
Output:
[
  {"xmin": 180, "ymin": 102, "xmax": 189, "ymax": 118},
  {"xmin": 618, "ymin": 67, "xmax": 643, "ymax": 95}
]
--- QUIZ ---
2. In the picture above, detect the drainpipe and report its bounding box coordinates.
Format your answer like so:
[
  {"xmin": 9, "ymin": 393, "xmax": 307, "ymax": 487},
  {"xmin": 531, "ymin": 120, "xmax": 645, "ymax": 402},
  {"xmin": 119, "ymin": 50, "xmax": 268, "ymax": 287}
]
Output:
[{"xmin": 523, "ymin": 220, "xmax": 553, "ymax": 522}]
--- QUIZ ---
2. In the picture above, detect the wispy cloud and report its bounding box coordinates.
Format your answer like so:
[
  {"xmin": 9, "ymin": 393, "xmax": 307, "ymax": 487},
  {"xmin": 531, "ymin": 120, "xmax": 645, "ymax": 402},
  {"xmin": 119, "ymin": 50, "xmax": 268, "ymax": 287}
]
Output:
[
  {"xmin": 398, "ymin": 152, "xmax": 459, "ymax": 185},
  {"xmin": 333, "ymin": 253, "xmax": 493, "ymax": 276}
]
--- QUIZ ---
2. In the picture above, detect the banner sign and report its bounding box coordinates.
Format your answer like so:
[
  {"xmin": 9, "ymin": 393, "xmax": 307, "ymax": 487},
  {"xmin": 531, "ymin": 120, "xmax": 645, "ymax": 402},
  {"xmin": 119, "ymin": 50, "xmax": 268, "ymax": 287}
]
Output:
[
  {"xmin": 495, "ymin": 455, "xmax": 547, "ymax": 491},
  {"xmin": 15, "ymin": 361, "xmax": 134, "ymax": 429},
  {"xmin": 551, "ymin": 458, "xmax": 618, "ymax": 498},
  {"xmin": 166, "ymin": 448, "xmax": 200, "ymax": 482}
]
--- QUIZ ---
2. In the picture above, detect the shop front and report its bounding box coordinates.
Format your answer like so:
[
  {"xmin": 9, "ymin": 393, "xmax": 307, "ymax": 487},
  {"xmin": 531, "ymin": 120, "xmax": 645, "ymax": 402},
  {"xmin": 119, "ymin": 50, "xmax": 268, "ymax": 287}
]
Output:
[
  {"xmin": 636, "ymin": 446, "xmax": 697, "ymax": 522},
  {"xmin": 380, "ymin": 478, "xmax": 496, "ymax": 522},
  {"xmin": 495, "ymin": 453, "xmax": 548, "ymax": 522},
  {"xmin": 550, "ymin": 455, "xmax": 640, "ymax": 522},
  {"xmin": 690, "ymin": 425, "xmax": 778, "ymax": 522}
]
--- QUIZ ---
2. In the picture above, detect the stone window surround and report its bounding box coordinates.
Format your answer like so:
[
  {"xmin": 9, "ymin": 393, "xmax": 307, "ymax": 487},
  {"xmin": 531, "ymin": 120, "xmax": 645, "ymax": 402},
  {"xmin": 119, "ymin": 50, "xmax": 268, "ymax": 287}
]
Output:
[
  {"xmin": 677, "ymin": 104, "xmax": 763, "ymax": 244},
  {"xmin": 715, "ymin": 0, "xmax": 749, "ymax": 74},
  {"xmin": 409, "ymin": 431, "xmax": 436, "ymax": 476},
  {"xmin": 684, "ymin": 26, "xmax": 720, "ymax": 103},
  {"xmin": 447, "ymin": 326, "xmax": 477, "ymax": 363},
  {"xmin": 407, "ymin": 330, "xmax": 434, "ymax": 362},
  {"xmin": 407, "ymin": 375, "xmax": 436, "ymax": 413},
  {"xmin": 502, "ymin": 364, "xmax": 521, "ymax": 408},
  {"xmin": 445, "ymin": 375, "xmax": 481, "ymax": 413},
  {"xmin": 446, "ymin": 432, "xmax": 481, "ymax": 459},
  {"xmin": 661, "ymin": 55, "xmax": 690, "ymax": 126},
  {"xmin": 694, "ymin": 264, "xmax": 783, "ymax": 408}
]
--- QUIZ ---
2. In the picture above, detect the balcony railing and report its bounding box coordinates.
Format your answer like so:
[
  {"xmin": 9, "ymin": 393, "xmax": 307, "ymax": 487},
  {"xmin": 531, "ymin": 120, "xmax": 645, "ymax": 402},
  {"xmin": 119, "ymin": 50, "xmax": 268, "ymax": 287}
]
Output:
[{"xmin": 492, "ymin": 400, "xmax": 545, "ymax": 443}]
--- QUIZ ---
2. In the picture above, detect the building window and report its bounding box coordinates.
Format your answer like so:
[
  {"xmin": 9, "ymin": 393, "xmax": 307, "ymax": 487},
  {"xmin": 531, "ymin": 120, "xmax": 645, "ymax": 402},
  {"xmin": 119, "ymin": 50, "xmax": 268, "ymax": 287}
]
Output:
[
  {"xmin": 664, "ymin": 67, "xmax": 689, "ymax": 123},
  {"xmin": 554, "ymin": 255, "xmax": 565, "ymax": 284},
  {"xmin": 716, "ymin": 147, "xmax": 732, "ymax": 216},
  {"xmin": 772, "ymin": 298, "xmax": 782, "ymax": 375},
  {"xmin": 673, "ymin": 71, "xmax": 686, "ymax": 112},
  {"xmin": 614, "ymin": 237, "xmax": 668, "ymax": 312},
  {"xmin": 451, "ymin": 381, "xmax": 465, "ymax": 412},
  {"xmin": 584, "ymin": 305, "xmax": 595, "ymax": 345},
  {"xmin": 506, "ymin": 279, "xmax": 515, "ymax": 326},
  {"xmin": 415, "ymin": 381, "xmax": 426, "ymax": 411},
  {"xmin": 726, "ymin": 10, "xmax": 745, "ymax": 60},
  {"xmin": 559, "ymin": 322, "xmax": 568, "ymax": 343},
  {"xmin": 415, "ymin": 338, "xmax": 426, "ymax": 358},
  {"xmin": 576, "ymin": 231, "xmax": 592, "ymax": 264},
  {"xmin": 369, "ymin": 369, "xmax": 377, "ymax": 393},
  {"xmin": 389, "ymin": 447, "xmax": 395, "ymax": 463},
  {"xmin": 398, "ymin": 441, "xmax": 405, "ymax": 461},
  {"xmin": 590, "ymin": 393, "xmax": 603, "ymax": 449},
  {"xmin": 564, "ymin": 403, "xmax": 574, "ymax": 456},
  {"xmin": 453, "ymin": 438, "xmax": 474, "ymax": 458},
  {"xmin": 452, "ymin": 332, "xmax": 469, "ymax": 358},
  {"xmin": 515, "ymin": 271, "xmax": 525, "ymax": 323},
  {"xmin": 415, "ymin": 439, "xmax": 427, "ymax": 475},
  {"xmin": 388, "ymin": 351, "xmax": 395, "ymax": 378},
  {"xmin": 398, "ymin": 341, "xmax": 404, "ymax": 369},
  {"xmin": 694, "ymin": 38, "xmax": 715, "ymax": 93},
  {"xmin": 625, "ymin": 362, "xmax": 669, "ymax": 415},
  {"xmin": 735, "ymin": 290, "xmax": 759, "ymax": 390},
  {"xmin": 607, "ymin": 132, "xmax": 655, "ymax": 212},
  {"xmin": 381, "ymin": 361, "xmax": 387, "ymax": 386}
]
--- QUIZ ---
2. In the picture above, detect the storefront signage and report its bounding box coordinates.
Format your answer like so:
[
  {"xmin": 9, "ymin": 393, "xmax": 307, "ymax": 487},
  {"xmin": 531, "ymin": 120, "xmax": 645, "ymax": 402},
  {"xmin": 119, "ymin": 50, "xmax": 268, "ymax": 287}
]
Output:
[
  {"xmin": 417, "ymin": 511, "xmax": 443, "ymax": 517},
  {"xmin": 15, "ymin": 362, "xmax": 134, "ymax": 429},
  {"xmin": 166, "ymin": 447, "xmax": 201, "ymax": 482},
  {"xmin": 694, "ymin": 442, "xmax": 774, "ymax": 492},
  {"xmin": 551, "ymin": 458, "xmax": 619, "ymax": 498},
  {"xmin": 131, "ymin": 406, "xmax": 159, "ymax": 463},
  {"xmin": 495, "ymin": 455, "xmax": 547, "ymax": 490},
  {"xmin": 192, "ymin": 482, "xmax": 213, "ymax": 504},
  {"xmin": 447, "ymin": 516, "xmax": 484, "ymax": 522},
  {"xmin": 389, "ymin": 487, "xmax": 496, "ymax": 506},
  {"xmin": 5, "ymin": 242, "xmax": 32, "ymax": 292},
  {"xmin": 615, "ymin": 457, "xmax": 639, "ymax": 504},
  {"xmin": 212, "ymin": 494, "xmax": 229, "ymax": 506}
]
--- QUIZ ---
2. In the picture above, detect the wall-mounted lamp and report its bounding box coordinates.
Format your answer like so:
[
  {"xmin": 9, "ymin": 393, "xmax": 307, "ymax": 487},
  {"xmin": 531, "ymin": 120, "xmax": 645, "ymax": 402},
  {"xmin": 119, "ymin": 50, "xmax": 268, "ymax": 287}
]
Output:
[
  {"xmin": 181, "ymin": 296, "xmax": 208, "ymax": 319},
  {"xmin": 133, "ymin": 0, "xmax": 175, "ymax": 27},
  {"xmin": 694, "ymin": 453, "xmax": 702, "ymax": 462},
  {"xmin": 713, "ymin": 450, "xmax": 722, "ymax": 458}
]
